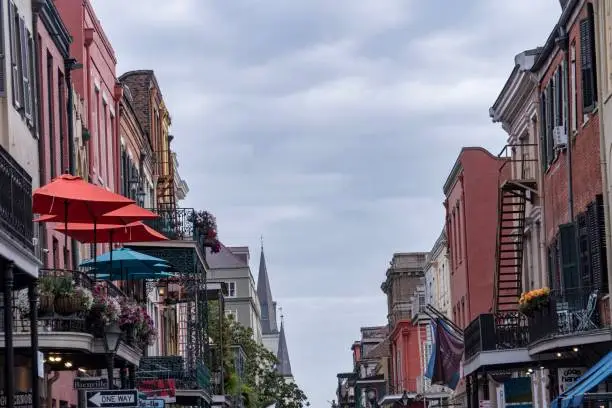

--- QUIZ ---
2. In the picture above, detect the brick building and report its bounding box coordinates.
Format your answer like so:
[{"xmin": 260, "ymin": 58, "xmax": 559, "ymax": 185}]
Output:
[{"xmin": 442, "ymin": 148, "xmax": 507, "ymax": 329}]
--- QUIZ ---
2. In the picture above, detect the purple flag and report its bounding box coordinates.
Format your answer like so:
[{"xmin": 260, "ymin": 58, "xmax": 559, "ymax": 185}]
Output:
[{"xmin": 432, "ymin": 319, "xmax": 463, "ymax": 389}]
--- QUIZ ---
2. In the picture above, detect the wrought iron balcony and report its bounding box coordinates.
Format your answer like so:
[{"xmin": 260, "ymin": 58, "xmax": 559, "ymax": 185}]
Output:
[
  {"xmin": 0, "ymin": 268, "xmax": 131, "ymax": 341},
  {"xmin": 137, "ymin": 356, "xmax": 211, "ymax": 392},
  {"xmin": 0, "ymin": 144, "xmax": 33, "ymax": 251},
  {"xmin": 529, "ymin": 286, "xmax": 606, "ymax": 344},
  {"xmin": 464, "ymin": 312, "xmax": 530, "ymax": 360},
  {"xmin": 143, "ymin": 208, "xmax": 200, "ymax": 242}
]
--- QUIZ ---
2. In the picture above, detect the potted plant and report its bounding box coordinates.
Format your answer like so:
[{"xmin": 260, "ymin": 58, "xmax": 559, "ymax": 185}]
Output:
[
  {"xmin": 54, "ymin": 276, "xmax": 80, "ymax": 315},
  {"xmin": 38, "ymin": 276, "xmax": 56, "ymax": 315},
  {"xmin": 74, "ymin": 287, "xmax": 94, "ymax": 312},
  {"xmin": 135, "ymin": 307, "xmax": 157, "ymax": 349},
  {"xmin": 519, "ymin": 287, "xmax": 551, "ymax": 317},
  {"xmin": 188, "ymin": 210, "xmax": 222, "ymax": 253},
  {"xmin": 89, "ymin": 283, "xmax": 121, "ymax": 326},
  {"xmin": 119, "ymin": 299, "xmax": 142, "ymax": 343},
  {"xmin": 15, "ymin": 289, "xmax": 30, "ymax": 318}
]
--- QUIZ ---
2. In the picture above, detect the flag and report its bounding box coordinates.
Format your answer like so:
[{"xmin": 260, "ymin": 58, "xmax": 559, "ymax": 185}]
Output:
[{"xmin": 425, "ymin": 318, "xmax": 463, "ymax": 390}]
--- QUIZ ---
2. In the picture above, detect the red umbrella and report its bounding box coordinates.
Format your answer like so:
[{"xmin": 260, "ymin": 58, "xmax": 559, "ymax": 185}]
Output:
[
  {"xmin": 35, "ymin": 204, "xmax": 158, "ymax": 224},
  {"xmin": 33, "ymin": 174, "xmax": 134, "ymax": 269},
  {"xmin": 33, "ymin": 174, "xmax": 134, "ymax": 221},
  {"xmin": 55, "ymin": 221, "xmax": 168, "ymax": 243}
]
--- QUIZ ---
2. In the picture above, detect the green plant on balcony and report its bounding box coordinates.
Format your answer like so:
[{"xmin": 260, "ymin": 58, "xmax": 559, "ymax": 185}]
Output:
[
  {"xmin": 38, "ymin": 276, "xmax": 56, "ymax": 314},
  {"xmin": 54, "ymin": 276, "xmax": 81, "ymax": 315},
  {"xmin": 519, "ymin": 287, "xmax": 550, "ymax": 317},
  {"xmin": 89, "ymin": 283, "xmax": 121, "ymax": 326}
]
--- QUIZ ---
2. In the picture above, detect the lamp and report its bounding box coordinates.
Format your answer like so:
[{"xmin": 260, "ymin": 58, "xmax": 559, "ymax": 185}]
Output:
[
  {"xmin": 401, "ymin": 390, "xmax": 410, "ymax": 406},
  {"xmin": 103, "ymin": 324, "xmax": 122, "ymax": 353},
  {"xmin": 367, "ymin": 389, "xmax": 377, "ymax": 408},
  {"xmin": 103, "ymin": 323, "xmax": 122, "ymax": 389}
]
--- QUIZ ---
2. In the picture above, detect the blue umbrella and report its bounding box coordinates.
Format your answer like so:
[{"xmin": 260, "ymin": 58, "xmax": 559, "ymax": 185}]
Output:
[
  {"xmin": 80, "ymin": 248, "xmax": 172, "ymax": 283},
  {"xmin": 96, "ymin": 271, "xmax": 176, "ymax": 281}
]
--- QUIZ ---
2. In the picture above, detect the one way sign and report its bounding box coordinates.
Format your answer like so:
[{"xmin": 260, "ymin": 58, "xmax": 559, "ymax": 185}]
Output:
[{"xmin": 86, "ymin": 390, "xmax": 138, "ymax": 408}]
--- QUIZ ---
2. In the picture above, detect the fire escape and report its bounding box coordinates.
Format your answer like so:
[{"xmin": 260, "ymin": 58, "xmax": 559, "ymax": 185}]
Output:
[
  {"xmin": 494, "ymin": 144, "xmax": 538, "ymax": 313},
  {"xmin": 156, "ymin": 134, "xmax": 177, "ymax": 212}
]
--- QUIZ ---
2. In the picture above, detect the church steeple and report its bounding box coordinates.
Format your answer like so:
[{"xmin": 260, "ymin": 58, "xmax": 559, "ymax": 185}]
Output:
[
  {"xmin": 257, "ymin": 243, "xmax": 278, "ymax": 334},
  {"xmin": 276, "ymin": 315, "xmax": 293, "ymax": 377}
]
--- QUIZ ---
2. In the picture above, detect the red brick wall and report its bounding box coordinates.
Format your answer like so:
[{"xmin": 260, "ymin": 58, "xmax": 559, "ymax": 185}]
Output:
[
  {"xmin": 540, "ymin": 1, "xmax": 603, "ymax": 243},
  {"xmin": 445, "ymin": 148, "xmax": 505, "ymax": 329},
  {"xmin": 390, "ymin": 321, "xmax": 425, "ymax": 393}
]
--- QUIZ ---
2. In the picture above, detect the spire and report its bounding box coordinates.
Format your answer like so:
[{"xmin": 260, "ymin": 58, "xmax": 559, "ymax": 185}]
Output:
[
  {"xmin": 276, "ymin": 314, "xmax": 293, "ymax": 377},
  {"xmin": 257, "ymin": 243, "xmax": 278, "ymax": 334}
]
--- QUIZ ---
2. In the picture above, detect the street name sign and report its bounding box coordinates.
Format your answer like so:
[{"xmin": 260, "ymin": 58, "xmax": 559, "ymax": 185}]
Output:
[
  {"xmin": 87, "ymin": 390, "xmax": 138, "ymax": 408},
  {"xmin": 0, "ymin": 392, "xmax": 33, "ymax": 408},
  {"xmin": 138, "ymin": 399, "xmax": 165, "ymax": 408},
  {"xmin": 74, "ymin": 377, "xmax": 109, "ymax": 390}
]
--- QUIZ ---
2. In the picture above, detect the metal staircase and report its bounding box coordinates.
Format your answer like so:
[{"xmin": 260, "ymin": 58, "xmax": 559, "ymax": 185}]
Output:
[{"xmin": 493, "ymin": 144, "xmax": 538, "ymax": 313}]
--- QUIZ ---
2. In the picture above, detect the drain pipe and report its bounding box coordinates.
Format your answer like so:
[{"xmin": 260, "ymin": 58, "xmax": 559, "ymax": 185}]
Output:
[{"xmin": 594, "ymin": 0, "xmax": 612, "ymax": 319}]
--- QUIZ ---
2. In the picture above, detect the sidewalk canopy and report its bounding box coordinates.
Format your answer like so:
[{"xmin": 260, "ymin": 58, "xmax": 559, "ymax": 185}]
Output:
[{"xmin": 551, "ymin": 351, "xmax": 612, "ymax": 408}]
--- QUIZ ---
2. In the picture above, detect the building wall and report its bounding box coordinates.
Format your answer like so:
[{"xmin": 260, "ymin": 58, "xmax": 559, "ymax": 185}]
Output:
[
  {"xmin": 539, "ymin": 1, "xmax": 602, "ymax": 244},
  {"xmin": 54, "ymin": 0, "xmax": 118, "ymax": 191},
  {"xmin": 389, "ymin": 320, "xmax": 426, "ymax": 396},
  {"xmin": 444, "ymin": 148, "xmax": 505, "ymax": 329},
  {"xmin": 0, "ymin": 0, "xmax": 39, "ymax": 188},
  {"xmin": 36, "ymin": 0, "xmax": 73, "ymax": 269},
  {"xmin": 424, "ymin": 230, "xmax": 451, "ymax": 319},
  {"xmin": 381, "ymin": 252, "xmax": 427, "ymax": 327}
]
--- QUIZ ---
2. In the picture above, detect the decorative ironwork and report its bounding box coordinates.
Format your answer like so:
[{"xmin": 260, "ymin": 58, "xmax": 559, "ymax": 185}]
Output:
[
  {"xmin": 0, "ymin": 144, "xmax": 33, "ymax": 251},
  {"xmin": 136, "ymin": 356, "xmax": 211, "ymax": 390},
  {"xmin": 464, "ymin": 312, "xmax": 529, "ymax": 359},
  {"xmin": 529, "ymin": 286, "xmax": 603, "ymax": 344}
]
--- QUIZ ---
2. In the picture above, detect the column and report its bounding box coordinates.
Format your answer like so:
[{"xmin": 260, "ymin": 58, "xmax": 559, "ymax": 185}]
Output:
[
  {"xmin": 29, "ymin": 279, "xmax": 40, "ymax": 408},
  {"xmin": 3, "ymin": 262, "xmax": 15, "ymax": 408}
]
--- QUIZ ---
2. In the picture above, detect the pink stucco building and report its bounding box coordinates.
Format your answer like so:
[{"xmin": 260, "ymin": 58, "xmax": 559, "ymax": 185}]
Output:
[{"xmin": 55, "ymin": 0, "xmax": 120, "ymax": 192}]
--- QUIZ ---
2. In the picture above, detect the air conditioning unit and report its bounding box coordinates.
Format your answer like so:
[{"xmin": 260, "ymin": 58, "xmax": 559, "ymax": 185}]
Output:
[{"xmin": 553, "ymin": 126, "xmax": 568, "ymax": 149}]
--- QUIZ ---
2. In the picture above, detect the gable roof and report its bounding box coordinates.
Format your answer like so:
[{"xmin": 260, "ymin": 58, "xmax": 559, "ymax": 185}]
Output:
[{"xmin": 206, "ymin": 243, "xmax": 249, "ymax": 269}]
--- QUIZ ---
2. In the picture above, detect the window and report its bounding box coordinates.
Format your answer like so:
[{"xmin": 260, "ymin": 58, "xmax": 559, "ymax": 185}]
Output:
[
  {"xmin": 226, "ymin": 309, "xmax": 238, "ymax": 321},
  {"xmin": 9, "ymin": 3, "xmax": 21, "ymax": 108},
  {"xmin": 7, "ymin": 4, "xmax": 34, "ymax": 122},
  {"xmin": 46, "ymin": 52, "xmax": 55, "ymax": 178},
  {"xmin": 540, "ymin": 63, "xmax": 568, "ymax": 170},
  {"xmin": 58, "ymin": 69, "xmax": 66, "ymax": 171},
  {"xmin": 227, "ymin": 281, "xmax": 236, "ymax": 297},
  {"xmin": 580, "ymin": 3, "xmax": 597, "ymax": 114},
  {"xmin": 52, "ymin": 237, "xmax": 59, "ymax": 269}
]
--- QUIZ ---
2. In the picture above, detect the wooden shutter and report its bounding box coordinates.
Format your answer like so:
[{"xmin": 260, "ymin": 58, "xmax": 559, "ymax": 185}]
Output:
[
  {"xmin": 554, "ymin": 69, "xmax": 562, "ymax": 126},
  {"xmin": 540, "ymin": 91, "xmax": 548, "ymax": 170},
  {"xmin": 562, "ymin": 60, "xmax": 569, "ymax": 130},
  {"xmin": 20, "ymin": 18, "xmax": 31, "ymax": 120},
  {"xmin": 0, "ymin": 0, "xmax": 5, "ymax": 96},
  {"xmin": 546, "ymin": 83, "xmax": 554, "ymax": 164},
  {"xmin": 577, "ymin": 213, "xmax": 591, "ymax": 286},
  {"xmin": 580, "ymin": 5, "xmax": 597, "ymax": 111},
  {"xmin": 559, "ymin": 223, "xmax": 579, "ymax": 291},
  {"xmin": 8, "ymin": 3, "xmax": 21, "ymax": 108},
  {"xmin": 587, "ymin": 195, "xmax": 608, "ymax": 292}
]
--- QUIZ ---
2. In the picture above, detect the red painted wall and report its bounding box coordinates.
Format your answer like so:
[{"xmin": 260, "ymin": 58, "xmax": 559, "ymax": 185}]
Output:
[
  {"xmin": 444, "ymin": 148, "xmax": 506, "ymax": 329},
  {"xmin": 389, "ymin": 321, "xmax": 425, "ymax": 394},
  {"xmin": 36, "ymin": 11, "xmax": 73, "ymax": 270},
  {"xmin": 54, "ymin": 0, "xmax": 119, "ymax": 193},
  {"xmin": 540, "ymin": 1, "xmax": 602, "ymax": 244}
]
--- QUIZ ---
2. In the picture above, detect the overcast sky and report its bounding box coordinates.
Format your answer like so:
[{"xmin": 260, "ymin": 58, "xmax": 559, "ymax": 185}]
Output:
[{"xmin": 91, "ymin": 1, "xmax": 560, "ymax": 406}]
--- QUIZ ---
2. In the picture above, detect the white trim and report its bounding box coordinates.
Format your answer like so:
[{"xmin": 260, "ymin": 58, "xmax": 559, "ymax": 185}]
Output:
[
  {"xmin": 226, "ymin": 281, "xmax": 237, "ymax": 297},
  {"xmin": 93, "ymin": 75, "xmax": 100, "ymax": 91}
]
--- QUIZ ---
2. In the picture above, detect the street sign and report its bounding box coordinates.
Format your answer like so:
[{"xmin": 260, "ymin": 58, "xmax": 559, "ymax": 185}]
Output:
[
  {"xmin": 74, "ymin": 377, "xmax": 109, "ymax": 390},
  {"xmin": 138, "ymin": 399, "xmax": 165, "ymax": 408},
  {"xmin": 87, "ymin": 390, "xmax": 138, "ymax": 408},
  {"xmin": 0, "ymin": 392, "xmax": 33, "ymax": 408}
]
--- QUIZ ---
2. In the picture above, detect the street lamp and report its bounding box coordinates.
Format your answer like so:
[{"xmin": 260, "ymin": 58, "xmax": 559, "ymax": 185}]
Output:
[
  {"xmin": 401, "ymin": 390, "xmax": 410, "ymax": 406},
  {"xmin": 367, "ymin": 389, "xmax": 377, "ymax": 408},
  {"xmin": 103, "ymin": 324, "xmax": 122, "ymax": 389}
]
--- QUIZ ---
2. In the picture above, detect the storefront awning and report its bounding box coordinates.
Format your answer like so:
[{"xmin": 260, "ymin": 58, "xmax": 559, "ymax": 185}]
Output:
[{"xmin": 551, "ymin": 350, "xmax": 612, "ymax": 408}]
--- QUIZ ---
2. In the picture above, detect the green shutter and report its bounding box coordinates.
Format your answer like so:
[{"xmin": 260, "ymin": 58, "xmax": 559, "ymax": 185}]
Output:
[
  {"xmin": 540, "ymin": 92, "xmax": 548, "ymax": 171},
  {"xmin": 559, "ymin": 223, "xmax": 579, "ymax": 291}
]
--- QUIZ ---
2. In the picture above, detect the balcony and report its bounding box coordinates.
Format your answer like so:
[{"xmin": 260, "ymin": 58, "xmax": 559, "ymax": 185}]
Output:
[
  {"xmin": 464, "ymin": 312, "xmax": 530, "ymax": 360},
  {"xmin": 0, "ymin": 268, "xmax": 142, "ymax": 368},
  {"xmin": 0, "ymin": 143, "xmax": 33, "ymax": 252},
  {"xmin": 528, "ymin": 287, "xmax": 611, "ymax": 352},
  {"xmin": 136, "ymin": 356, "xmax": 211, "ymax": 402}
]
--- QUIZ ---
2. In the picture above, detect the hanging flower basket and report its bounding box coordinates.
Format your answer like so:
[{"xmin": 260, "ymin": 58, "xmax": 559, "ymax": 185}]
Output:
[
  {"xmin": 54, "ymin": 295, "xmax": 81, "ymax": 315},
  {"xmin": 39, "ymin": 293, "xmax": 54, "ymax": 315},
  {"xmin": 519, "ymin": 287, "xmax": 550, "ymax": 317}
]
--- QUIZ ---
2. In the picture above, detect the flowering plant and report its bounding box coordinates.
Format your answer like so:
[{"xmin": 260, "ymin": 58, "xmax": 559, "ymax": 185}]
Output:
[
  {"xmin": 90, "ymin": 284, "xmax": 121, "ymax": 324},
  {"xmin": 16, "ymin": 289, "xmax": 30, "ymax": 316},
  {"xmin": 519, "ymin": 287, "xmax": 550, "ymax": 316},
  {"xmin": 118, "ymin": 299, "xmax": 143, "ymax": 328},
  {"xmin": 135, "ymin": 307, "xmax": 157, "ymax": 348},
  {"xmin": 74, "ymin": 287, "xmax": 94, "ymax": 311}
]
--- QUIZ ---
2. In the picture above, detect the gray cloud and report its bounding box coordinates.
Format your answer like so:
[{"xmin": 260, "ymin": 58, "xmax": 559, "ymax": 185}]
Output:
[{"xmin": 91, "ymin": 0, "xmax": 561, "ymax": 405}]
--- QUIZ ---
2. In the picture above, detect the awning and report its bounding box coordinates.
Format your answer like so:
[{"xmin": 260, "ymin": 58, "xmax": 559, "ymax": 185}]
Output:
[{"xmin": 551, "ymin": 351, "xmax": 612, "ymax": 408}]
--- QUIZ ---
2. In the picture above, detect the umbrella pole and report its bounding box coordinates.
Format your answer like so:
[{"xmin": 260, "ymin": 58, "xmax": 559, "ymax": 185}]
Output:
[
  {"xmin": 93, "ymin": 221, "xmax": 97, "ymax": 281},
  {"xmin": 109, "ymin": 231, "xmax": 113, "ymax": 282},
  {"xmin": 64, "ymin": 200, "xmax": 68, "ymax": 269}
]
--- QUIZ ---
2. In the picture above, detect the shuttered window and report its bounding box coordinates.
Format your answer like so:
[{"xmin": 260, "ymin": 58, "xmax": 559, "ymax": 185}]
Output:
[
  {"xmin": 9, "ymin": 3, "xmax": 21, "ymax": 108},
  {"xmin": 580, "ymin": 3, "xmax": 598, "ymax": 113},
  {"xmin": 20, "ymin": 17, "xmax": 32, "ymax": 121},
  {"xmin": 559, "ymin": 223, "xmax": 579, "ymax": 291},
  {"xmin": 587, "ymin": 195, "xmax": 608, "ymax": 292}
]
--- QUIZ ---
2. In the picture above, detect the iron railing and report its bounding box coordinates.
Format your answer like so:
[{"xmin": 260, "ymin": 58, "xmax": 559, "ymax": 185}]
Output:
[
  {"xmin": 0, "ymin": 268, "xmax": 130, "ymax": 338},
  {"xmin": 143, "ymin": 208, "xmax": 199, "ymax": 241},
  {"xmin": 464, "ymin": 312, "xmax": 530, "ymax": 359},
  {"xmin": 0, "ymin": 144, "xmax": 33, "ymax": 251},
  {"xmin": 136, "ymin": 356, "xmax": 211, "ymax": 392},
  {"xmin": 529, "ymin": 286, "xmax": 605, "ymax": 344}
]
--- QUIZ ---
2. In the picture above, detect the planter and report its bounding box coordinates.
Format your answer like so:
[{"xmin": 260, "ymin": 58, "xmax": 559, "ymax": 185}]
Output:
[
  {"xmin": 54, "ymin": 295, "xmax": 80, "ymax": 315},
  {"xmin": 38, "ymin": 293, "xmax": 54, "ymax": 315}
]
